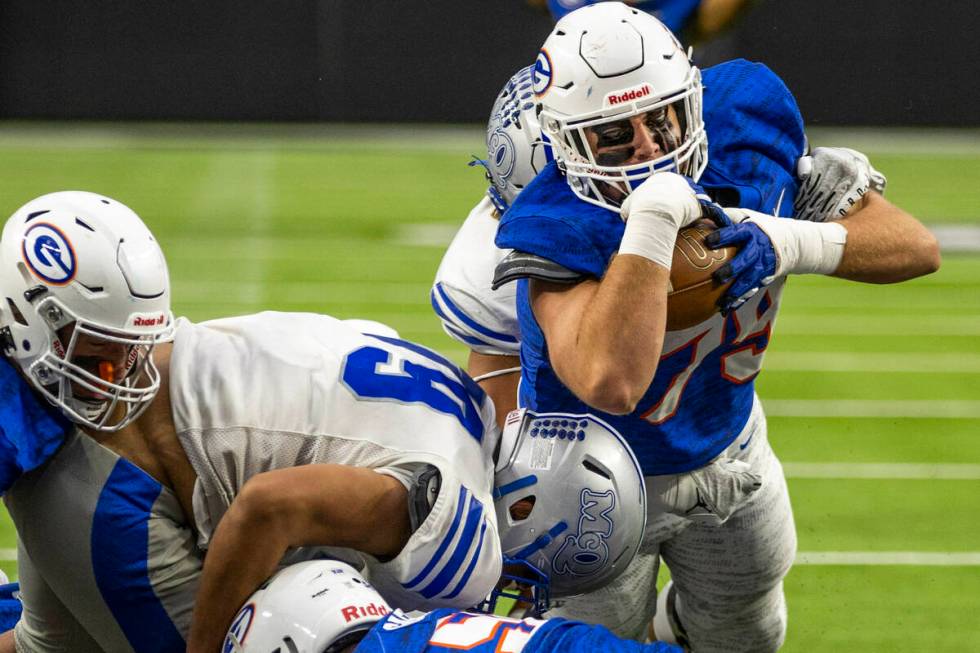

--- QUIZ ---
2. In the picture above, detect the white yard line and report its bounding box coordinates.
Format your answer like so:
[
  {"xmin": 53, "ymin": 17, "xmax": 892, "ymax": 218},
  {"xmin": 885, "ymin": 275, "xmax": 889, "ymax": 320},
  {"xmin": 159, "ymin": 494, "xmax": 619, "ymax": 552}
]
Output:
[
  {"xmin": 763, "ymin": 399, "xmax": 980, "ymax": 418},
  {"xmin": 794, "ymin": 552, "xmax": 980, "ymax": 566},
  {"xmin": 783, "ymin": 463, "xmax": 980, "ymax": 480},
  {"xmin": 775, "ymin": 315, "xmax": 980, "ymax": 337},
  {"xmin": 764, "ymin": 352, "xmax": 980, "ymax": 373}
]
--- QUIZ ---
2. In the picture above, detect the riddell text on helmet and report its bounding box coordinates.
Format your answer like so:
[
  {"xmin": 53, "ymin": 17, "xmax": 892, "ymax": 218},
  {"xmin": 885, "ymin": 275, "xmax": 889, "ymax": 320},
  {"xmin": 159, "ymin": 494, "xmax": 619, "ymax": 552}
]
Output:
[
  {"xmin": 605, "ymin": 84, "xmax": 651, "ymax": 106},
  {"xmin": 341, "ymin": 603, "xmax": 390, "ymax": 623}
]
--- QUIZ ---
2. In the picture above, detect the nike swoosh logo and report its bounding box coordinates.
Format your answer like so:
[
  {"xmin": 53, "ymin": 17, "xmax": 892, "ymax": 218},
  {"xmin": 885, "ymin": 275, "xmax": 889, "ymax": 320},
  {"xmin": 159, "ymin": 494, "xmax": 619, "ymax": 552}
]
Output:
[
  {"xmin": 739, "ymin": 435, "xmax": 753, "ymax": 450},
  {"xmin": 773, "ymin": 187, "xmax": 786, "ymax": 216}
]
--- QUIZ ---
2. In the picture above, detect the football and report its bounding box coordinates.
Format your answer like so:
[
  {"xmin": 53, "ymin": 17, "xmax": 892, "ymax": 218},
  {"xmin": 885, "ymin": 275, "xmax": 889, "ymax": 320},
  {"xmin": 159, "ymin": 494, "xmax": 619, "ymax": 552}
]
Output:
[{"xmin": 666, "ymin": 219, "xmax": 737, "ymax": 331}]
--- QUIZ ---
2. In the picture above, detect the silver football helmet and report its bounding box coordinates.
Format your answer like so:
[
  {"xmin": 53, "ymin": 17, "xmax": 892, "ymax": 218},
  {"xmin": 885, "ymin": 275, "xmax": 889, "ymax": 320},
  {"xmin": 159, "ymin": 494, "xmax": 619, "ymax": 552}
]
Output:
[
  {"xmin": 491, "ymin": 409, "xmax": 646, "ymax": 613},
  {"xmin": 0, "ymin": 191, "xmax": 174, "ymax": 431},
  {"xmin": 482, "ymin": 65, "xmax": 551, "ymax": 213},
  {"xmin": 533, "ymin": 2, "xmax": 707, "ymax": 211},
  {"xmin": 223, "ymin": 560, "xmax": 391, "ymax": 653}
]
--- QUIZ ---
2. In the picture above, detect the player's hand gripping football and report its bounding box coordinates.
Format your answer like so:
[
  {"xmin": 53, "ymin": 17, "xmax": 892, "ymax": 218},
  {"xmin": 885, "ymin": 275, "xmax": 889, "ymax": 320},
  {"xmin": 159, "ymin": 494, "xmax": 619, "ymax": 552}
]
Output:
[
  {"xmin": 617, "ymin": 172, "xmax": 707, "ymax": 268},
  {"xmin": 703, "ymin": 206, "xmax": 778, "ymax": 312},
  {"xmin": 618, "ymin": 172, "xmax": 734, "ymax": 270},
  {"xmin": 794, "ymin": 146, "xmax": 887, "ymax": 222}
]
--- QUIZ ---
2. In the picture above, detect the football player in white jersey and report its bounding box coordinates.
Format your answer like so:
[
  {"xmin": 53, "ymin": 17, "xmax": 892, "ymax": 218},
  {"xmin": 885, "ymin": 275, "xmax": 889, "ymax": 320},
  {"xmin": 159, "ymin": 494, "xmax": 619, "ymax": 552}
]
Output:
[
  {"xmin": 0, "ymin": 192, "xmax": 501, "ymax": 653},
  {"xmin": 431, "ymin": 64, "xmax": 546, "ymax": 427}
]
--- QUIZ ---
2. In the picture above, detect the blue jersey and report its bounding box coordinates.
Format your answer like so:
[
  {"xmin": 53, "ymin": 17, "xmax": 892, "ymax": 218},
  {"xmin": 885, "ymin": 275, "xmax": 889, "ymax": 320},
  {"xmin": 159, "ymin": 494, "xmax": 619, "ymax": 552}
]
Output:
[
  {"xmin": 495, "ymin": 60, "xmax": 805, "ymax": 475},
  {"xmin": 547, "ymin": 0, "xmax": 701, "ymax": 35},
  {"xmin": 0, "ymin": 357, "xmax": 69, "ymax": 494},
  {"xmin": 357, "ymin": 609, "xmax": 682, "ymax": 653}
]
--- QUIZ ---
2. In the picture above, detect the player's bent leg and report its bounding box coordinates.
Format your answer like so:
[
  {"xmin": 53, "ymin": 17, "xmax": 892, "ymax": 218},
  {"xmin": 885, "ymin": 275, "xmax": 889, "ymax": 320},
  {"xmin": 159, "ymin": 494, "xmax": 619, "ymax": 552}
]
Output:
[
  {"xmin": 659, "ymin": 409, "xmax": 796, "ymax": 653},
  {"xmin": 543, "ymin": 550, "xmax": 661, "ymax": 640}
]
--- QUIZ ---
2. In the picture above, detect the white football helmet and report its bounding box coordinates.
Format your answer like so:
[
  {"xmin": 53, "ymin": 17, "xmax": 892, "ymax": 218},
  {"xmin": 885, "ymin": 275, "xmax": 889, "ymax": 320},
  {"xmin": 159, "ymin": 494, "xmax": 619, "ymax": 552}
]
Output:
[
  {"xmin": 490, "ymin": 409, "xmax": 646, "ymax": 614},
  {"xmin": 533, "ymin": 2, "xmax": 707, "ymax": 211},
  {"xmin": 483, "ymin": 65, "xmax": 551, "ymax": 213},
  {"xmin": 0, "ymin": 191, "xmax": 174, "ymax": 432},
  {"xmin": 223, "ymin": 560, "xmax": 391, "ymax": 653}
]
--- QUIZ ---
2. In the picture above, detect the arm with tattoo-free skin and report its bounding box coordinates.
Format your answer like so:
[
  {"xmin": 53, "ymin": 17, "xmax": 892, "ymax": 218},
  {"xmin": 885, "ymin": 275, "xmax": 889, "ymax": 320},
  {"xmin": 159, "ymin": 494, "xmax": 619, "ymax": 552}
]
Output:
[
  {"xmin": 185, "ymin": 465, "xmax": 410, "ymax": 653},
  {"xmin": 531, "ymin": 253, "xmax": 671, "ymax": 416},
  {"xmin": 830, "ymin": 192, "xmax": 940, "ymax": 282},
  {"xmin": 528, "ymin": 172, "xmax": 705, "ymax": 416}
]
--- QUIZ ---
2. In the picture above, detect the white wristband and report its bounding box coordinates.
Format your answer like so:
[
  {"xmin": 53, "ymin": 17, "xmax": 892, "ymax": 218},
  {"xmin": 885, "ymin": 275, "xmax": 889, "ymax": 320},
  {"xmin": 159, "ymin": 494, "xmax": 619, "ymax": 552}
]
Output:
[
  {"xmin": 747, "ymin": 215, "xmax": 848, "ymax": 276},
  {"xmin": 617, "ymin": 172, "xmax": 701, "ymax": 269},
  {"xmin": 618, "ymin": 211, "xmax": 678, "ymax": 269}
]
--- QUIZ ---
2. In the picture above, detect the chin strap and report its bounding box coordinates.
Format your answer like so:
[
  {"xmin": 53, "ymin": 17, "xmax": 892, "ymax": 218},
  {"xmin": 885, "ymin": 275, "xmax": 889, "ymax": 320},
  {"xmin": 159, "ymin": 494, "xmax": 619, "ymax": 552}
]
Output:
[{"xmin": 472, "ymin": 366, "xmax": 521, "ymax": 383}]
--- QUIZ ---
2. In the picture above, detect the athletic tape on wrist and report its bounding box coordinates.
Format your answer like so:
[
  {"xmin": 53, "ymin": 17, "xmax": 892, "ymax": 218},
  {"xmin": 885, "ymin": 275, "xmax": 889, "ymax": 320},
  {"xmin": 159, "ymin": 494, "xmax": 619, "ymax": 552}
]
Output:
[
  {"xmin": 750, "ymin": 217, "xmax": 847, "ymax": 276},
  {"xmin": 618, "ymin": 210, "xmax": 678, "ymax": 269}
]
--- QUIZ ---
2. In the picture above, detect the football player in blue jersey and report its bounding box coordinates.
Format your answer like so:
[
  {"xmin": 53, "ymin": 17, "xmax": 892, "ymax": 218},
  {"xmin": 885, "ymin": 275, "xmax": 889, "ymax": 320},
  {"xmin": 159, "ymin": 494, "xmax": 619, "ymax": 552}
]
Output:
[
  {"xmin": 222, "ymin": 559, "xmax": 682, "ymax": 653},
  {"xmin": 482, "ymin": 3, "xmax": 939, "ymax": 652}
]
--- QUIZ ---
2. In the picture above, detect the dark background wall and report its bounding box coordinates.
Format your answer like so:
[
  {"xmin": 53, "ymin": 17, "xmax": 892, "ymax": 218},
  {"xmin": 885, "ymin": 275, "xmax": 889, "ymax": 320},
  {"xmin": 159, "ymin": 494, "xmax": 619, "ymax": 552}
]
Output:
[{"xmin": 1, "ymin": 1, "xmax": 976, "ymax": 125}]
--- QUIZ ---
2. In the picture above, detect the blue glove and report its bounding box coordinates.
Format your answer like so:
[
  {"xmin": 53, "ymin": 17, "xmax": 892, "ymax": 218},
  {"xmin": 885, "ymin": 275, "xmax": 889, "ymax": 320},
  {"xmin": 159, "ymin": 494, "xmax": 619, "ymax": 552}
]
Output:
[
  {"xmin": 0, "ymin": 581, "xmax": 21, "ymax": 631},
  {"xmin": 705, "ymin": 221, "xmax": 778, "ymax": 313},
  {"xmin": 698, "ymin": 199, "xmax": 734, "ymax": 229}
]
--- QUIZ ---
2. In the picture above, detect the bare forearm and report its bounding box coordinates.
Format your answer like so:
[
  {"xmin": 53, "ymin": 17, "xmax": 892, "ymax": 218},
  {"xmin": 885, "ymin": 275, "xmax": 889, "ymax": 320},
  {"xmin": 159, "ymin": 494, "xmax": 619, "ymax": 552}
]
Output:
[
  {"xmin": 186, "ymin": 501, "xmax": 288, "ymax": 653},
  {"xmin": 186, "ymin": 466, "xmax": 410, "ymax": 653},
  {"xmin": 533, "ymin": 254, "xmax": 670, "ymax": 414},
  {"xmin": 579, "ymin": 255, "xmax": 669, "ymax": 388},
  {"xmin": 832, "ymin": 193, "xmax": 941, "ymax": 283}
]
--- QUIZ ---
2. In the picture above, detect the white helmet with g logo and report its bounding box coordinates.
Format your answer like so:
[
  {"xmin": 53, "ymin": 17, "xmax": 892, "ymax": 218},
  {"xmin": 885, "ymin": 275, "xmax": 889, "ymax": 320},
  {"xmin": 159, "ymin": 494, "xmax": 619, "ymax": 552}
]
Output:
[
  {"xmin": 0, "ymin": 191, "xmax": 173, "ymax": 431},
  {"xmin": 534, "ymin": 2, "xmax": 707, "ymax": 211},
  {"xmin": 223, "ymin": 560, "xmax": 391, "ymax": 653}
]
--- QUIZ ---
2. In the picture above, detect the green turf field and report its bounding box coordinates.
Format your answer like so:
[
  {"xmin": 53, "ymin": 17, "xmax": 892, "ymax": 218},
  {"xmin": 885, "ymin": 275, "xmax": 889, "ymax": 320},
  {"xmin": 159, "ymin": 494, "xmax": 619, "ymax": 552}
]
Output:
[{"xmin": 1, "ymin": 123, "xmax": 978, "ymax": 651}]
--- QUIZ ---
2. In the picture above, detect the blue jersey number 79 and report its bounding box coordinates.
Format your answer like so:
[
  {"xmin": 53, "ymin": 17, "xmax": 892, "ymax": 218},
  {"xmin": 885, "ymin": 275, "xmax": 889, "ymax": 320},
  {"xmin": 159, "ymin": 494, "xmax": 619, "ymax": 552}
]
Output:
[{"xmin": 342, "ymin": 335, "xmax": 487, "ymax": 442}]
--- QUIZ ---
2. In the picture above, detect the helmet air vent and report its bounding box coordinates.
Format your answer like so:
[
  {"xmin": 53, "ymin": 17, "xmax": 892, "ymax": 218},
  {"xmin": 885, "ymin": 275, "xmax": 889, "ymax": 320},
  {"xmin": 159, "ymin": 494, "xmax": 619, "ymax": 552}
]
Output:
[
  {"xmin": 582, "ymin": 458, "xmax": 611, "ymax": 480},
  {"xmin": 509, "ymin": 496, "xmax": 536, "ymax": 522},
  {"xmin": 25, "ymin": 210, "xmax": 50, "ymax": 222},
  {"xmin": 74, "ymin": 217, "xmax": 95, "ymax": 232},
  {"xmin": 5, "ymin": 298, "xmax": 28, "ymax": 326}
]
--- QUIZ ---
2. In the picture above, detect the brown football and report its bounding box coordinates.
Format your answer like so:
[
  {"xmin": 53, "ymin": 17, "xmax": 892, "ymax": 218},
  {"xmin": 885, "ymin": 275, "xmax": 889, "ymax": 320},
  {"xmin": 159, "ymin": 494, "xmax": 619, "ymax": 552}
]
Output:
[{"xmin": 666, "ymin": 219, "xmax": 737, "ymax": 331}]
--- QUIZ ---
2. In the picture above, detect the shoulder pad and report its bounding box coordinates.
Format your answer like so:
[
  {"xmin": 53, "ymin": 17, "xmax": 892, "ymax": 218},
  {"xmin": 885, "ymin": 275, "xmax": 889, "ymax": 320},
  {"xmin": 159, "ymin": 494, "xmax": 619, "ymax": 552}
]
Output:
[{"xmin": 491, "ymin": 251, "xmax": 587, "ymax": 290}]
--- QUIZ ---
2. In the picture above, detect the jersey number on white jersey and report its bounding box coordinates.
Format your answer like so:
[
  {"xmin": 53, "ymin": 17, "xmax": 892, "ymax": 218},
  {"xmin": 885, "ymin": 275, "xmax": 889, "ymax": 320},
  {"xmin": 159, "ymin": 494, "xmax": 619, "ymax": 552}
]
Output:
[{"xmin": 342, "ymin": 335, "xmax": 487, "ymax": 441}]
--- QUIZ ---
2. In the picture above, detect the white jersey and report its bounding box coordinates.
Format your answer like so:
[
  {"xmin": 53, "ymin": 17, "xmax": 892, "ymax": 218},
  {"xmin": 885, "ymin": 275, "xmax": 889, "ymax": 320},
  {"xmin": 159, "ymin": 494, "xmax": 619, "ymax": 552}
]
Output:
[
  {"xmin": 5, "ymin": 313, "xmax": 502, "ymax": 652},
  {"xmin": 170, "ymin": 312, "xmax": 501, "ymax": 611},
  {"xmin": 431, "ymin": 197, "xmax": 519, "ymax": 356}
]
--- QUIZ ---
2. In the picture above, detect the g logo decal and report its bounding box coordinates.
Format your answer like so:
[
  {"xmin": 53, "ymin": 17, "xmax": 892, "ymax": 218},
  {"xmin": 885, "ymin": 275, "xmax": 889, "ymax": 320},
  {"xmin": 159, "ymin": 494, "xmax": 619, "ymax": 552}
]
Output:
[
  {"xmin": 223, "ymin": 603, "xmax": 255, "ymax": 652},
  {"xmin": 22, "ymin": 223, "xmax": 76, "ymax": 285},
  {"xmin": 532, "ymin": 50, "xmax": 554, "ymax": 96}
]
